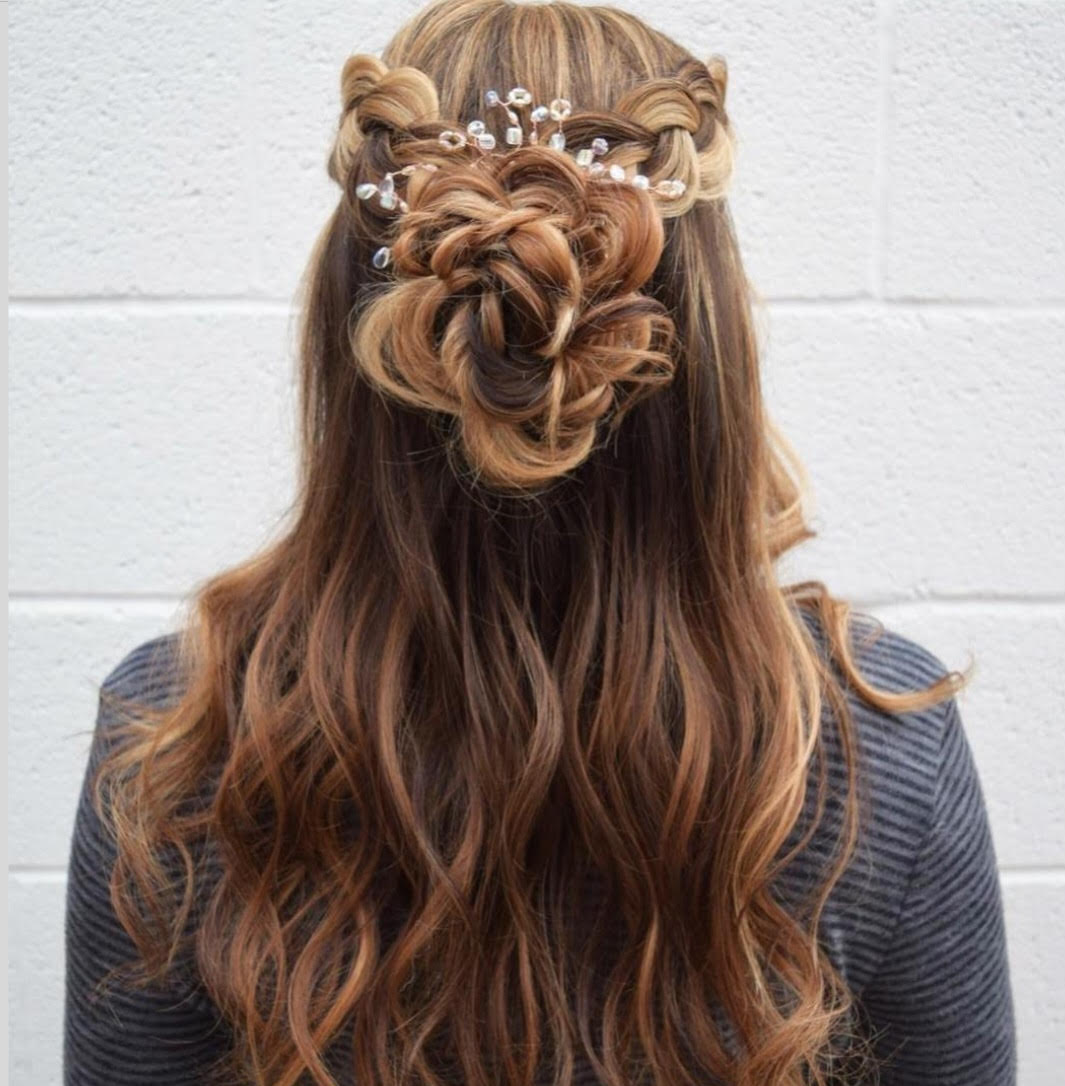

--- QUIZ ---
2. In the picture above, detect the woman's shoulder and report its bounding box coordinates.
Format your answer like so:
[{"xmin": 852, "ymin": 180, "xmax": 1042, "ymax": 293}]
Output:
[
  {"xmin": 794, "ymin": 608, "xmax": 992, "ymax": 992},
  {"xmin": 98, "ymin": 630, "xmax": 186, "ymax": 707},
  {"xmin": 67, "ymin": 630, "xmax": 232, "ymax": 1080},
  {"xmin": 799, "ymin": 605, "xmax": 965, "ymax": 793},
  {"xmin": 802, "ymin": 611, "xmax": 1013, "ymax": 1075}
]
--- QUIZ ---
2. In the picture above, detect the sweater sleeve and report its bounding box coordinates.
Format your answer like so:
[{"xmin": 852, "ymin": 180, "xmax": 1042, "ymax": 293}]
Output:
[
  {"xmin": 860, "ymin": 698, "xmax": 1017, "ymax": 1085},
  {"xmin": 64, "ymin": 648, "xmax": 231, "ymax": 1086}
]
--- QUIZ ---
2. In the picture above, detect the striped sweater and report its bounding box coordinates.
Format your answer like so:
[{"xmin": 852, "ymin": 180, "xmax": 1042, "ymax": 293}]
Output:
[{"xmin": 63, "ymin": 615, "xmax": 1017, "ymax": 1084}]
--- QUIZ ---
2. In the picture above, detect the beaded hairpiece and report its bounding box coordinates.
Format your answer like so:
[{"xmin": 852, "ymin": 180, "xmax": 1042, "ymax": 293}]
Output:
[{"xmin": 355, "ymin": 87, "xmax": 688, "ymax": 270}]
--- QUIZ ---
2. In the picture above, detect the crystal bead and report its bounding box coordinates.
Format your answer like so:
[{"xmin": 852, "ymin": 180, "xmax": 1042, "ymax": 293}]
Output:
[
  {"xmin": 485, "ymin": 90, "xmax": 501, "ymax": 107},
  {"xmin": 530, "ymin": 105, "xmax": 550, "ymax": 123},
  {"xmin": 476, "ymin": 132, "xmax": 497, "ymax": 150},
  {"xmin": 588, "ymin": 162, "xmax": 606, "ymax": 176},
  {"xmin": 507, "ymin": 87, "xmax": 533, "ymax": 106},
  {"xmin": 608, "ymin": 164, "xmax": 626, "ymax": 181},
  {"xmin": 631, "ymin": 173, "xmax": 650, "ymax": 189},
  {"xmin": 549, "ymin": 98, "xmax": 571, "ymax": 120},
  {"xmin": 372, "ymin": 246, "xmax": 391, "ymax": 269},
  {"xmin": 378, "ymin": 173, "xmax": 395, "ymax": 195},
  {"xmin": 575, "ymin": 148, "xmax": 595, "ymax": 167},
  {"xmin": 378, "ymin": 190, "xmax": 397, "ymax": 210},
  {"xmin": 466, "ymin": 119, "xmax": 486, "ymax": 136},
  {"xmin": 591, "ymin": 137, "xmax": 608, "ymax": 156},
  {"xmin": 355, "ymin": 182, "xmax": 377, "ymax": 200},
  {"xmin": 506, "ymin": 126, "xmax": 523, "ymax": 146},
  {"xmin": 654, "ymin": 178, "xmax": 686, "ymax": 198},
  {"xmin": 548, "ymin": 130, "xmax": 566, "ymax": 151},
  {"xmin": 439, "ymin": 129, "xmax": 467, "ymax": 150}
]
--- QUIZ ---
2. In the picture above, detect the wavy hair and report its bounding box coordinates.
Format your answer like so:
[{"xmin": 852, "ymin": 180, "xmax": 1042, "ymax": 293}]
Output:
[{"xmin": 93, "ymin": 2, "xmax": 966, "ymax": 1084}]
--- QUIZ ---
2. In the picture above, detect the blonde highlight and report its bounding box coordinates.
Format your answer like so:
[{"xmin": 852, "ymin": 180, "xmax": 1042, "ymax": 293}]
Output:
[{"xmin": 92, "ymin": 3, "xmax": 968, "ymax": 1085}]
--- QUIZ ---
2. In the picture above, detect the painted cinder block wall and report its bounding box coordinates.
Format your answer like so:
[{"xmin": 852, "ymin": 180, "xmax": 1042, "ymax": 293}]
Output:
[{"xmin": 8, "ymin": 1, "xmax": 1064, "ymax": 1082}]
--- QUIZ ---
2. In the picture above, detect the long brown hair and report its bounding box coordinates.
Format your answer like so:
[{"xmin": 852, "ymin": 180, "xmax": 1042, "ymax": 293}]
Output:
[{"xmin": 93, "ymin": 2, "xmax": 966, "ymax": 1084}]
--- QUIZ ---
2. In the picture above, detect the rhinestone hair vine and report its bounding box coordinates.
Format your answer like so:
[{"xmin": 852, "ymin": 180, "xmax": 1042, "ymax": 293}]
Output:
[{"xmin": 356, "ymin": 86, "xmax": 688, "ymax": 270}]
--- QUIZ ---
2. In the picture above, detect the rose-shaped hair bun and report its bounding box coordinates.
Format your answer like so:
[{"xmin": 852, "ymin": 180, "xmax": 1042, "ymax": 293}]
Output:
[{"xmin": 352, "ymin": 145, "xmax": 678, "ymax": 491}]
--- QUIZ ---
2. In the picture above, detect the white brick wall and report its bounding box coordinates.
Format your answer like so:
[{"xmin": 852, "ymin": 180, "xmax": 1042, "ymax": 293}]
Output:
[{"xmin": 7, "ymin": 1, "xmax": 1064, "ymax": 1082}]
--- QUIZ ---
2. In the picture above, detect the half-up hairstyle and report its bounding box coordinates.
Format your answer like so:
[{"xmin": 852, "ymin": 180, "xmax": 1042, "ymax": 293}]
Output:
[
  {"xmin": 334, "ymin": 39, "xmax": 731, "ymax": 490},
  {"xmin": 92, "ymin": 2, "xmax": 967, "ymax": 1085}
]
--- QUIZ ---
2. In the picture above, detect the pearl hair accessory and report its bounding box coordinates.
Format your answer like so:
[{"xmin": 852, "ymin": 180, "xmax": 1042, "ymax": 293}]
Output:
[{"xmin": 357, "ymin": 86, "xmax": 688, "ymax": 270}]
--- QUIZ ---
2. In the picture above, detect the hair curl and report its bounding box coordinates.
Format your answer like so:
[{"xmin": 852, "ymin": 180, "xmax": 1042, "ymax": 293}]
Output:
[{"xmin": 92, "ymin": 3, "xmax": 968, "ymax": 1086}]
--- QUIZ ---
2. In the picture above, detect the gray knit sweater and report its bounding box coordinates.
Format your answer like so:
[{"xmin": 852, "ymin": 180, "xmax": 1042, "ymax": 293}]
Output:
[{"xmin": 63, "ymin": 615, "xmax": 1016, "ymax": 1084}]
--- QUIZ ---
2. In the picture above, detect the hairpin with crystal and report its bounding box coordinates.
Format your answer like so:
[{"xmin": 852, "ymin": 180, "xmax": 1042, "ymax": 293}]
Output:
[{"xmin": 358, "ymin": 87, "xmax": 687, "ymax": 270}]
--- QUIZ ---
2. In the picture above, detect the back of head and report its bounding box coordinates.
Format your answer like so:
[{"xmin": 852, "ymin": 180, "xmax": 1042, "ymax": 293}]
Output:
[
  {"xmin": 323, "ymin": 0, "xmax": 734, "ymax": 490},
  {"xmin": 307, "ymin": 0, "xmax": 739, "ymax": 502},
  {"xmin": 93, "ymin": 3, "xmax": 964, "ymax": 1085}
]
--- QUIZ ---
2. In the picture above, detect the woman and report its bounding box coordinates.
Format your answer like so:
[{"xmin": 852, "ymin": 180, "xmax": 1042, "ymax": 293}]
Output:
[{"xmin": 64, "ymin": 1, "xmax": 1015, "ymax": 1083}]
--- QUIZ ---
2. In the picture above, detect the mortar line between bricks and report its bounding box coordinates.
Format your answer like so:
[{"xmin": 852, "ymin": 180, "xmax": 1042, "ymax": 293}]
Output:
[
  {"xmin": 853, "ymin": 595, "xmax": 1065, "ymax": 611},
  {"xmin": 999, "ymin": 869, "xmax": 1065, "ymax": 888},
  {"xmin": 8, "ymin": 295, "xmax": 296, "ymax": 316},
  {"xmin": 764, "ymin": 298, "xmax": 1065, "ymax": 316},
  {"xmin": 8, "ymin": 593, "xmax": 188, "ymax": 609}
]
